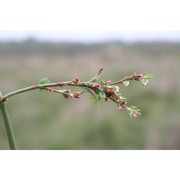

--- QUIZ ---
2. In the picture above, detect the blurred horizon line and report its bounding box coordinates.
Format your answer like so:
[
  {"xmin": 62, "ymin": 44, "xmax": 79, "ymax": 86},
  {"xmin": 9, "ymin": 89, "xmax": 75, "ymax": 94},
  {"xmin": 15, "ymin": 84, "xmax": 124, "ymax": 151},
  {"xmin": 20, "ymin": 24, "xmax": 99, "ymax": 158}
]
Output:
[
  {"xmin": 0, "ymin": 37, "xmax": 180, "ymax": 44},
  {"xmin": 0, "ymin": 30, "xmax": 180, "ymax": 43}
]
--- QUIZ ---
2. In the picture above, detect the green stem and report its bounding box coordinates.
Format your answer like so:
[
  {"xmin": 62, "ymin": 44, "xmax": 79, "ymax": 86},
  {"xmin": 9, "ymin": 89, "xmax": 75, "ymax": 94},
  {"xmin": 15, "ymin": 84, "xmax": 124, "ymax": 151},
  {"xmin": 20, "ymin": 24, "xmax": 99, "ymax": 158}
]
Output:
[
  {"xmin": 0, "ymin": 81, "xmax": 87, "ymax": 103},
  {"xmin": 0, "ymin": 102, "xmax": 17, "ymax": 150}
]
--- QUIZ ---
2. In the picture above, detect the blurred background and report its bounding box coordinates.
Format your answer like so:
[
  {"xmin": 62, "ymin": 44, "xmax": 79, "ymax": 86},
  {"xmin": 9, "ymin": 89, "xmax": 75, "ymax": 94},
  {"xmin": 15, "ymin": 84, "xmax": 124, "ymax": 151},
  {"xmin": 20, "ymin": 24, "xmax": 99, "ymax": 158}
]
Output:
[{"xmin": 0, "ymin": 30, "xmax": 180, "ymax": 149}]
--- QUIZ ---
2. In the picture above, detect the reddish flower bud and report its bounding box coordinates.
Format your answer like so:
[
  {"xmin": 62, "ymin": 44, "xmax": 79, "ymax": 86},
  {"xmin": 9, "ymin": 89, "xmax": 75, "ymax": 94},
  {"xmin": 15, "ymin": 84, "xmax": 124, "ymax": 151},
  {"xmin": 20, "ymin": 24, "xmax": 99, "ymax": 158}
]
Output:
[
  {"xmin": 64, "ymin": 89, "xmax": 71, "ymax": 93},
  {"xmin": 90, "ymin": 83, "xmax": 101, "ymax": 88},
  {"xmin": 118, "ymin": 105, "xmax": 122, "ymax": 110},
  {"xmin": 121, "ymin": 101, "xmax": 127, "ymax": 105},
  {"xmin": 73, "ymin": 77, "xmax": 79, "ymax": 83},
  {"xmin": 132, "ymin": 113, "xmax": 138, "ymax": 119},
  {"xmin": 95, "ymin": 84, "xmax": 101, "ymax": 88},
  {"xmin": 105, "ymin": 88, "xmax": 111, "ymax": 93},
  {"xmin": 134, "ymin": 74, "xmax": 143, "ymax": 80},
  {"xmin": 105, "ymin": 97, "xmax": 109, "ymax": 102},
  {"xmin": 90, "ymin": 83, "xmax": 96, "ymax": 88},
  {"xmin": 106, "ymin": 80, "xmax": 112, "ymax": 85},
  {"xmin": 73, "ymin": 93, "xmax": 81, "ymax": 99},
  {"xmin": 110, "ymin": 90, "xmax": 116, "ymax": 94},
  {"xmin": 48, "ymin": 88, "xmax": 55, "ymax": 92},
  {"xmin": 62, "ymin": 93, "xmax": 70, "ymax": 99}
]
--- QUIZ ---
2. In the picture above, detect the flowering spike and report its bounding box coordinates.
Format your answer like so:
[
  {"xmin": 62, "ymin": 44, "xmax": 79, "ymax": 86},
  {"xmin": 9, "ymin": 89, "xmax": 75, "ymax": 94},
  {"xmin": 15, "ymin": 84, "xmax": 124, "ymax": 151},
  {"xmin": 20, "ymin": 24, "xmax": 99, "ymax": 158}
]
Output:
[{"xmin": 1, "ymin": 70, "xmax": 153, "ymax": 121}]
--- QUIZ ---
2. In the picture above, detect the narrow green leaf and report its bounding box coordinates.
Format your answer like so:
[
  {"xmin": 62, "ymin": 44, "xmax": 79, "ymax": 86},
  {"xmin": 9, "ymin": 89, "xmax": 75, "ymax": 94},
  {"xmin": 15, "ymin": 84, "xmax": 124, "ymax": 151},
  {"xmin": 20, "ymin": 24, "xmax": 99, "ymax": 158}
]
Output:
[
  {"xmin": 123, "ymin": 81, "xmax": 129, "ymax": 86},
  {"xmin": 90, "ymin": 78, "xmax": 98, "ymax": 83},
  {"xmin": 82, "ymin": 87, "xmax": 99, "ymax": 105},
  {"xmin": 136, "ymin": 112, "xmax": 142, "ymax": 116},
  {"xmin": 143, "ymin": 74, "xmax": 154, "ymax": 79},
  {"xmin": 89, "ymin": 68, "xmax": 103, "ymax": 83},
  {"xmin": 119, "ymin": 96, "xmax": 127, "ymax": 100},
  {"xmin": 39, "ymin": 77, "xmax": 50, "ymax": 84},
  {"xmin": 99, "ymin": 91, "xmax": 106, "ymax": 99},
  {"xmin": 130, "ymin": 106, "xmax": 138, "ymax": 110}
]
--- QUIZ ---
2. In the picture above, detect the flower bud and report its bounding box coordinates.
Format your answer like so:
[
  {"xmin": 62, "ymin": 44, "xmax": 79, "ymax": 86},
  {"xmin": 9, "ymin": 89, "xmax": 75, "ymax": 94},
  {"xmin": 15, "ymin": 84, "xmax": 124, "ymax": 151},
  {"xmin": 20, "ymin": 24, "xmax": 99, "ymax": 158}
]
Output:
[
  {"xmin": 64, "ymin": 89, "xmax": 71, "ymax": 93},
  {"xmin": 132, "ymin": 113, "xmax": 138, "ymax": 119},
  {"xmin": 118, "ymin": 105, "xmax": 122, "ymax": 110},
  {"xmin": 73, "ymin": 93, "xmax": 81, "ymax": 99},
  {"xmin": 48, "ymin": 88, "xmax": 55, "ymax": 92},
  {"xmin": 104, "ymin": 88, "xmax": 111, "ymax": 93},
  {"xmin": 106, "ymin": 80, "xmax": 112, "ymax": 85},
  {"xmin": 121, "ymin": 101, "xmax": 127, "ymax": 105},
  {"xmin": 62, "ymin": 93, "xmax": 70, "ymax": 99},
  {"xmin": 110, "ymin": 90, "xmax": 116, "ymax": 94},
  {"xmin": 105, "ymin": 97, "xmax": 109, "ymax": 102},
  {"xmin": 90, "ymin": 83, "xmax": 101, "ymax": 88},
  {"xmin": 134, "ymin": 74, "xmax": 143, "ymax": 80},
  {"xmin": 90, "ymin": 83, "xmax": 96, "ymax": 88},
  {"xmin": 73, "ymin": 77, "xmax": 79, "ymax": 83}
]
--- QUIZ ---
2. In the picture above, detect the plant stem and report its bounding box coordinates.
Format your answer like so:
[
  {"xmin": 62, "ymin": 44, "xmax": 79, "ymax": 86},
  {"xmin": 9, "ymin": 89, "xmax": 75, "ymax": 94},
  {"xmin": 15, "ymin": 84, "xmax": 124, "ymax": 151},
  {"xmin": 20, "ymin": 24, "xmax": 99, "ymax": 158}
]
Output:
[
  {"xmin": 110, "ymin": 75, "xmax": 134, "ymax": 85},
  {"xmin": 0, "ymin": 81, "xmax": 87, "ymax": 103},
  {"xmin": 0, "ymin": 102, "xmax": 17, "ymax": 150}
]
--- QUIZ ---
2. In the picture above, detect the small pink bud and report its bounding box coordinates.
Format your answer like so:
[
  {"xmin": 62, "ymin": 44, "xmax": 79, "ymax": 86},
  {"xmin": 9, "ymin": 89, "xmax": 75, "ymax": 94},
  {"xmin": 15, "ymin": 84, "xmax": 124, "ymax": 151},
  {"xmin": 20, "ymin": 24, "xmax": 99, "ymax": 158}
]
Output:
[
  {"xmin": 110, "ymin": 90, "xmax": 116, "ymax": 94},
  {"xmin": 48, "ymin": 88, "xmax": 55, "ymax": 92},
  {"xmin": 64, "ymin": 89, "xmax": 71, "ymax": 93},
  {"xmin": 105, "ymin": 97, "xmax": 109, "ymax": 102},
  {"xmin": 132, "ymin": 113, "xmax": 138, "ymax": 119},
  {"xmin": 106, "ymin": 80, "xmax": 112, "ymax": 85},
  {"xmin": 90, "ymin": 83, "xmax": 101, "ymax": 88},
  {"xmin": 134, "ymin": 74, "xmax": 143, "ymax": 80},
  {"xmin": 90, "ymin": 83, "xmax": 96, "ymax": 88},
  {"xmin": 95, "ymin": 84, "xmax": 101, "ymax": 88},
  {"xmin": 118, "ymin": 106, "xmax": 122, "ymax": 110},
  {"xmin": 116, "ymin": 98, "xmax": 121, "ymax": 103},
  {"xmin": 73, "ymin": 77, "xmax": 79, "ymax": 83},
  {"xmin": 105, "ymin": 89, "xmax": 111, "ymax": 93},
  {"xmin": 73, "ymin": 93, "xmax": 81, "ymax": 99},
  {"xmin": 62, "ymin": 93, "xmax": 70, "ymax": 99},
  {"xmin": 121, "ymin": 101, "xmax": 127, "ymax": 105}
]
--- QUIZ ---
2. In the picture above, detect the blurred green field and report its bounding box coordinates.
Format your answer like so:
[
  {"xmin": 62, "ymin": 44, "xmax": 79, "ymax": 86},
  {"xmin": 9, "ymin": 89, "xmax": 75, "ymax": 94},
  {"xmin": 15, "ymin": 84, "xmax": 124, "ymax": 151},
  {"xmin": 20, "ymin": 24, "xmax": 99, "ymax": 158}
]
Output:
[{"xmin": 0, "ymin": 40, "xmax": 180, "ymax": 149}]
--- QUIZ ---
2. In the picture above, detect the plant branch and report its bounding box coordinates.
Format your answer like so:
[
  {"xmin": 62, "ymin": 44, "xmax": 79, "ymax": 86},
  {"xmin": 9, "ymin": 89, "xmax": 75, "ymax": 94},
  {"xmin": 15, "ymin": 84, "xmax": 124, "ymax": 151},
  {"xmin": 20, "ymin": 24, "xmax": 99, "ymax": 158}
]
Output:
[
  {"xmin": 0, "ymin": 81, "xmax": 88, "ymax": 103},
  {"xmin": 110, "ymin": 75, "xmax": 135, "ymax": 85}
]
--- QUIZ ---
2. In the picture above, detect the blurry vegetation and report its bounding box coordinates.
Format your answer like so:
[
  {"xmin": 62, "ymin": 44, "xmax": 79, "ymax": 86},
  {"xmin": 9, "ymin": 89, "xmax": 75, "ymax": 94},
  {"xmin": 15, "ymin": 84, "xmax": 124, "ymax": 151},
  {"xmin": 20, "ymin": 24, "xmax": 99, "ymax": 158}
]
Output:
[{"xmin": 0, "ymin": 39, "xmax": 180, "ymax": 149}]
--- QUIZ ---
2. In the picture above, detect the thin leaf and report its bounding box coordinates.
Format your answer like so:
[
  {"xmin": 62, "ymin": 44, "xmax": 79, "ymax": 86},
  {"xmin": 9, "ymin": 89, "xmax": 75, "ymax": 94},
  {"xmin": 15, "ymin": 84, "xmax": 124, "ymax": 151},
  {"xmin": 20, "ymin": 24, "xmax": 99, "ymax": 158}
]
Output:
[
  {"xmin": 130, "ymin": 106, "xmax": 138, "ymax": 110},
  {"xmin": 82, "ymin": 87, "xmax": 99, "ymax": 105},
  {"xmin": 99, "ymin": 91, "xmax": 106, "ymax": 99},
  {"xmin": 143, "ymin": 74, "xmax": 154, "ymax": 79},
  {"xmin": 89, "ymin": 68, "xmax": 103, "ymax": 83},
  {"xmin": 39, "ymin": 78, "xmax": 50, "ymax": 84}
]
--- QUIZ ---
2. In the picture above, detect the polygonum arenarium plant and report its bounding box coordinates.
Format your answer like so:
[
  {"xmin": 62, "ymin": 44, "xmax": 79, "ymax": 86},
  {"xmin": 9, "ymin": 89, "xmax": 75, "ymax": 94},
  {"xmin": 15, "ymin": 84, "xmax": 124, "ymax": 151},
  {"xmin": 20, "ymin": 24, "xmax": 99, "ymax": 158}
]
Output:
[{"xmin": 0, "ymin": 68, "xmax": 153, "ymax": 149}]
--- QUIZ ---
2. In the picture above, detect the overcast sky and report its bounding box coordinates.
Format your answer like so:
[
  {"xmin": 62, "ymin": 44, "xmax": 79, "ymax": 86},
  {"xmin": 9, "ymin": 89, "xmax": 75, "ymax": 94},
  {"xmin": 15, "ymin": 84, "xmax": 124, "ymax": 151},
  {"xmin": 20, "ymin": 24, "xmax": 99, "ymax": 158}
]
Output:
[{"xmin": 0, "ymin": 0, "xmax": 180, "ymax": 42}]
